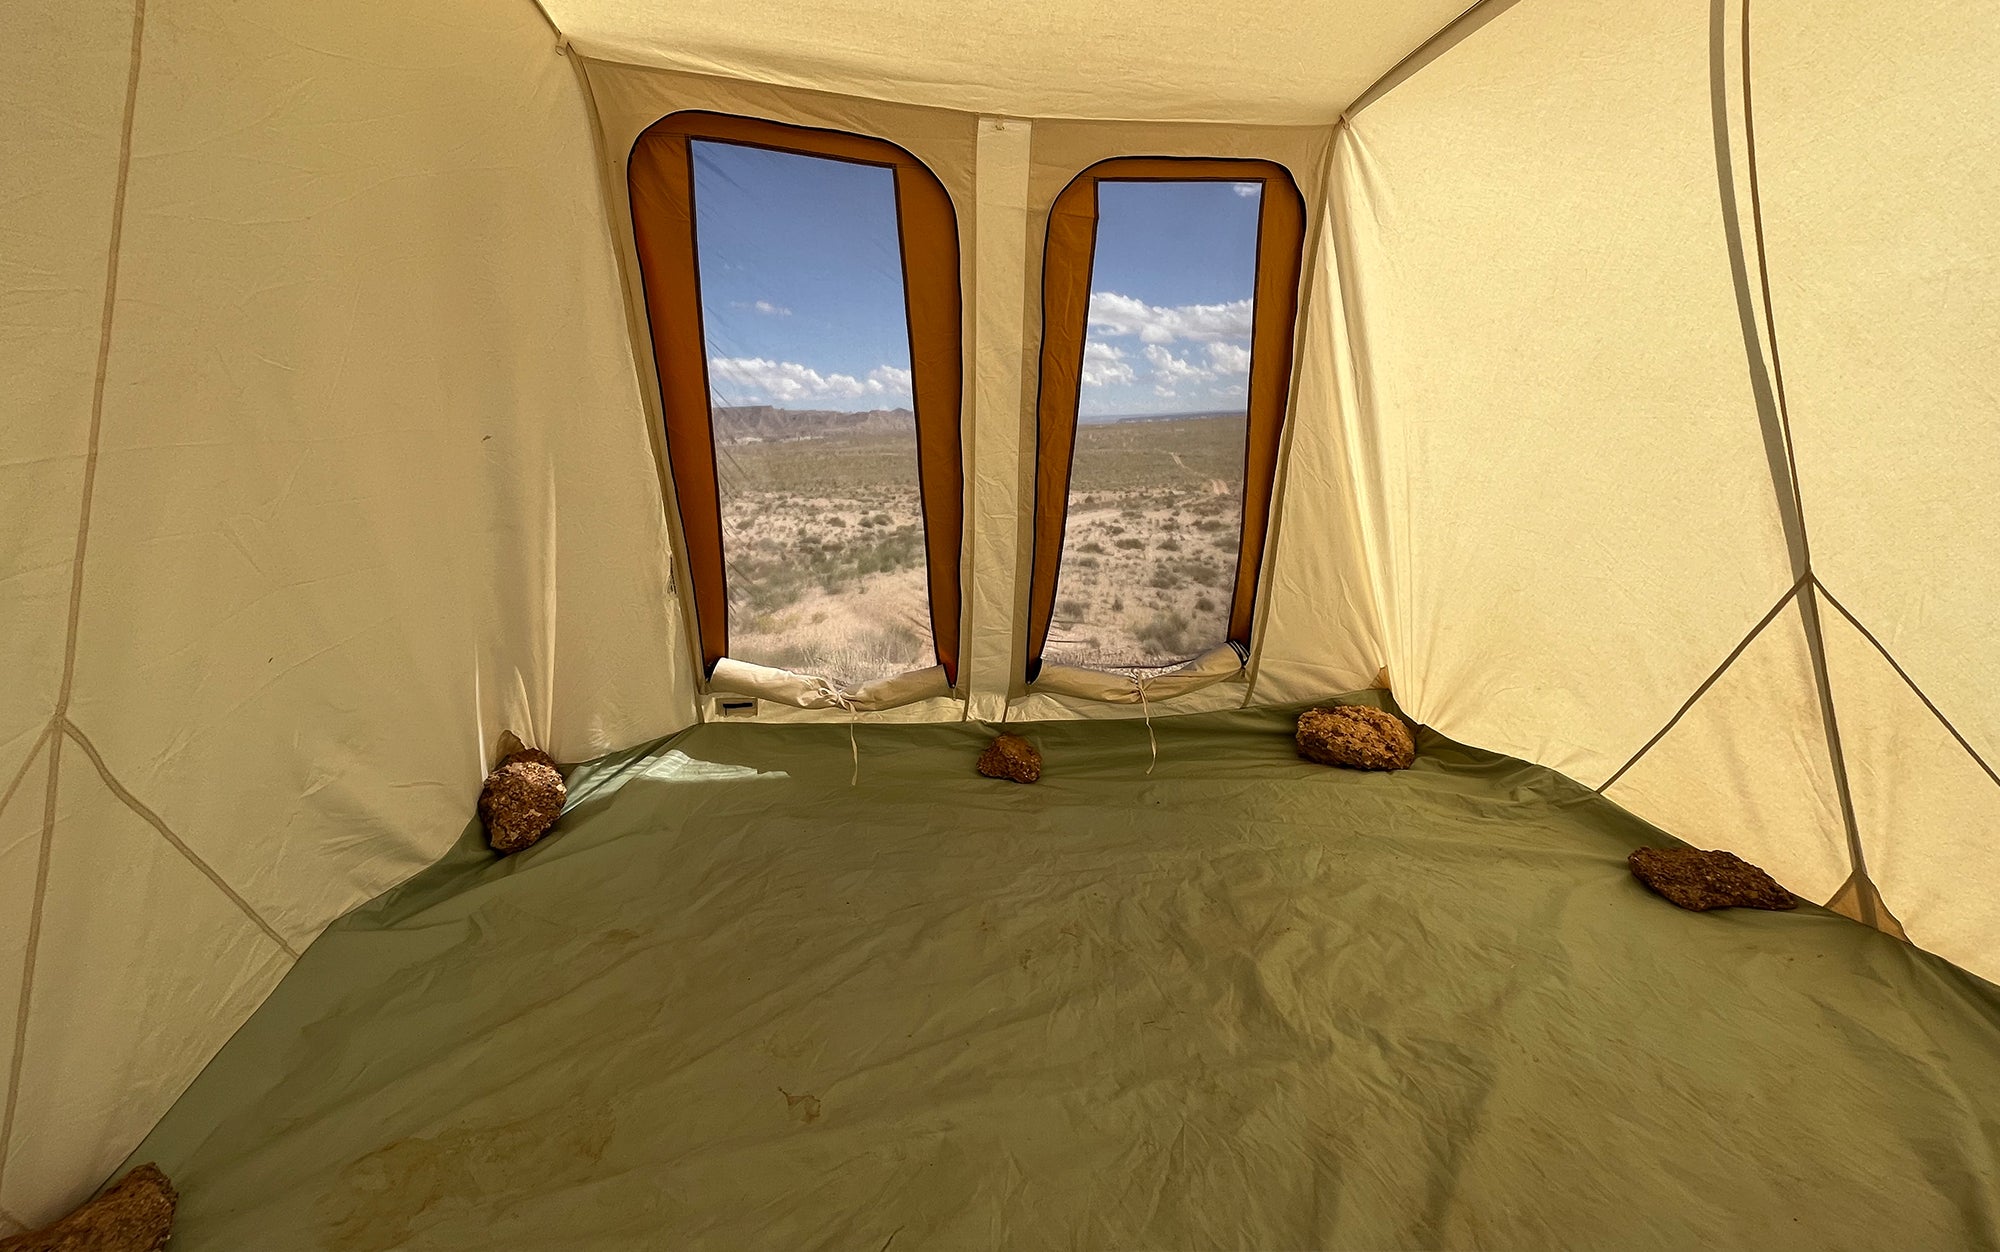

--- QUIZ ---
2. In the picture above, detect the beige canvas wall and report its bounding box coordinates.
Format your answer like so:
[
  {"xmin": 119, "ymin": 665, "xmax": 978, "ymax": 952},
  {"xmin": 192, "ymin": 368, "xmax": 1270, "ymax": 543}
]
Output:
[
  {"xmin": 1336, "ymin": 0, "xmax": 1802, "ymax": 789},
  {"xmin": 1752, "ymin": 0, "xmax": 2000, "ymax": 969},
  {"xmin": 0, "ymin": 3, "xmax": 134, "ymax": 876},
  {"xmin": 1335, "ymin": 0, "xmax": 1999, "ymax": 982},
  {"xmin": 542, "ymin": 0, "xmax": 1467, "ymax": 125},
  {"xmin": 1, "ymin": 0, "xmax": 693, "ymax": 1227}
]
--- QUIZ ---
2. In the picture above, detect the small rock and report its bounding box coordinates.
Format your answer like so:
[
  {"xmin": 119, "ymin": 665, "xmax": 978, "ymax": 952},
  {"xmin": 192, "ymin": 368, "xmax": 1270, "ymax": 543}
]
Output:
[
  {"xmin": 1296, "ymin": 706, "xmax": 1416, "ymax": 771},
  {"xmin": 0, "ymin": 1163, "xmax": 176, "ymax": 1252},
  {"xmin": 977, "ymin": 734, "xmax": 1042, "ymax": 783},
  {"xmin": 1628, "ymin": 846, "xmax": 1796, "ymax": 912},
  {"xmin": 478, "ymin": 746, "xmax": 566, "ymax": 854}
]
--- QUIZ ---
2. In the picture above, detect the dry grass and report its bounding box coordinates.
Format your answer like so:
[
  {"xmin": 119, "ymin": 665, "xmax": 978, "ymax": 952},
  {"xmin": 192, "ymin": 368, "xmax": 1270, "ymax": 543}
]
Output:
[
  {"xmin": 1044, "ymin": 415, "xmax": 1246, "ymax": 675},
  {"xmin": 718, "ymin": 431, "xmax": 934, "ymax": 685},
  {"xmin": 714, "ymin": 414, "xmax": 1245, "ymax": 685}
]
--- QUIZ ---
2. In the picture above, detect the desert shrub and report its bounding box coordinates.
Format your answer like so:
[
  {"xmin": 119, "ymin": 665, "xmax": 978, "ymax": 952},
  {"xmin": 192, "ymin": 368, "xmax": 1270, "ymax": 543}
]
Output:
[
  {"xmin": 1078, "ymin": 540, "xmax": 1107, "ymax": 555},
  {"xmin": 1159, "ymin": 538, "xmax": 1182, "ymax": 553},
  {"xmin": 1135, "ymin": 610, "xmax": 1195, "ymax": 657},
  {"xmin": 1195, "ymin": 596, "xmax": 1216, "ymax": 613},
  {"xmin": 1148, "ymin": 569, "xmax": 1180, "ymax": 590},
  {"xmin": 1057, "ymin": 597, "xmax": 1085, "ymax": 619},
  {"xmin": 1114, "ymin": 537, "xmax": 1145, "ymax": 551},
  {"xmin": 735, "ymin": 561, "xmax": 811, "ymax": 616}
]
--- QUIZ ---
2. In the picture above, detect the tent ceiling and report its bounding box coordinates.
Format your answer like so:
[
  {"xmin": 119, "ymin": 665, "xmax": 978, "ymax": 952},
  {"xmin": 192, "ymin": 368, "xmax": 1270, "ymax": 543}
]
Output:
[{"xmin": 538, "ymin": 0, "xmax": 1476, "ymax": 124}]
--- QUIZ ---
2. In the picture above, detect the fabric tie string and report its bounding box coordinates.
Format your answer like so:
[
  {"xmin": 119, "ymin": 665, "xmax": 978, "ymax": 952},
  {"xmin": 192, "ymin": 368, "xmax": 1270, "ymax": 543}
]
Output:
[
  {"xmin": 1136, "ymin": 676, "xmax": 1157, "ymax": 775},
  {"xmin": 814, "ymin": 679, "xmax": 861, "ymax": 786}
]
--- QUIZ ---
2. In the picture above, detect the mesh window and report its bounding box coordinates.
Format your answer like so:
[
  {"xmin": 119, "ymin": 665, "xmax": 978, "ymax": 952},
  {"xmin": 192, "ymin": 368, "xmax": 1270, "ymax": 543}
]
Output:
[
  {"xmin": 1042, "ymin": 180, "xmax": 1261, "ymax": 676},
  {"xmin": 691, "ymin": 140, "xmax": 933, "ymax": 686}
]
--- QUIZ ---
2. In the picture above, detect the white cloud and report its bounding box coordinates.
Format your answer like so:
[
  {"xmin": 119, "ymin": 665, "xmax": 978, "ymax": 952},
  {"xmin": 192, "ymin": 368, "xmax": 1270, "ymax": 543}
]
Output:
[
  {"xmin": 868, "ymin": 364, "xmax": 913, "ymax": 391},
  {"xmin": 1076, "ymin": 327, "xmax": 1254, "ymax": 410},
  {"xmin": 1205, "ymin": 341, "xmax": 1252, "ymax": 374},
  {"xmin": 1088, "ymin": 291, "xmax": 1254, "ymax": 344},
  {"xmin": 709, "ymin": 356, "xmax": 913, "ymax": 406},
  {"xmin": 1233, "ymin": 182, "xmax": 1261, "ymax": 198},
  {"xmin": 753, "ymin": 300, "xmax": 792, "ymax": 316},
  {"xmin": 1080, "ymin": 341, "xmax": 1135, "ymax": 387},
  {"xmin": 1144, "ymin": 342, "xmax": 1215, "ymax": 386}
]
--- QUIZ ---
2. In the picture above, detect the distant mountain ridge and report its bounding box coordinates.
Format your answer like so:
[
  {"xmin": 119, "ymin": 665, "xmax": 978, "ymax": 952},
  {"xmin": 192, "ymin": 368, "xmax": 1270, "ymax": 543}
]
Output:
[
  {"xmin": 1079, "ymin": 408, "xmax": 1246, "ymax": 426},
  {"xmin": 711, "ymin": 405, "xmax": 915, "ymax": 442},
  {"xmin": 711, "ymin": 404, "xmax": 1245, "ymax": 441}
]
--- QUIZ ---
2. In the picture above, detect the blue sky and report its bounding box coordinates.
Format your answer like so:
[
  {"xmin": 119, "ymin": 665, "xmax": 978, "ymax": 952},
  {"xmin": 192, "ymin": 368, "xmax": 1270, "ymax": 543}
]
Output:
[
  {"xmin": 694, "ymin": 141, "xmax": 914, "ymax": 409},
  {"xmin": 693, "ymin": 142, "xmax": 1261, "ymax": 417},
  {"xmin": 1079, "ymin": 179, "xmax": 1261, "ymax": 418}
]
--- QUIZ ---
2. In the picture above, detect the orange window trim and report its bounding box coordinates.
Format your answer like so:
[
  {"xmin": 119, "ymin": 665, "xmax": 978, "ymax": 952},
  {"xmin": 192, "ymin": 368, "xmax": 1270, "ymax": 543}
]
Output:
[
  {"xmin": 627, "ymin": 111, "xmax": 965, "ymax": 685},
  {"xmin": 1025, "ymin": 157, "xmax": 1306, "ymax": 681}
]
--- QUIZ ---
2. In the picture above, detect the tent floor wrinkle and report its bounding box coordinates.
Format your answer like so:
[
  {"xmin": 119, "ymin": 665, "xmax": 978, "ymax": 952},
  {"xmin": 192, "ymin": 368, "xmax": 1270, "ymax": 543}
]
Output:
[{"xmin": 124, "ymin": 701, "xmax": 2000, "ymax": 1250}]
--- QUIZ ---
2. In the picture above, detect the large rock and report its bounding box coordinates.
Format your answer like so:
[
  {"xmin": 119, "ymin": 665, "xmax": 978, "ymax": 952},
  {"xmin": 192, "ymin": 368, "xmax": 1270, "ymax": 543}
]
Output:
[
  {"xmin": 1628, "ymin": 846, "xmax": 1796, "ymax": 912},
  {"xmin": 478, "ymin": 746, "xmax": 566, "ymax": 854},
  {"xmin": 1296, "ymin": 706, "xmax": 1416, "ymax": 771},
  {"xmin": 977, "ymin": 734, "xmax": 1042, "ymax": 783},
  {"xmin": 0, "ymin": 1164, "xmax": 176, "ymax": 1252}
]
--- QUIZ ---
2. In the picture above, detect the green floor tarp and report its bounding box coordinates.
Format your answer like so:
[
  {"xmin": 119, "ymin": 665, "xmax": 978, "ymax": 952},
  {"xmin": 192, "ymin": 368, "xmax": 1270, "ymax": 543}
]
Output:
[{"xmin": 127, "ymin": 702, "xmax": 2000, "ymax": 1249}]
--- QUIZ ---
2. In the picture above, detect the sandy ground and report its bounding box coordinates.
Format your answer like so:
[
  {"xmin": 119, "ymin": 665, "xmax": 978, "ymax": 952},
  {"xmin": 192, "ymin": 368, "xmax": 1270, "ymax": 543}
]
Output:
[{"xmin": 709, "ymin": 415, "xmax": 1246, "ymax": 684}]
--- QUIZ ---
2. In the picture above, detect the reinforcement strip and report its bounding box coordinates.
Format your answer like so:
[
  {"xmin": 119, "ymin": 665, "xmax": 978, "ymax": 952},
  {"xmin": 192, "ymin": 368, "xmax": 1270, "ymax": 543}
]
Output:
[
  {"xmin": 62, "ymin": 722, "xmax": 299, "ymax": 960},
  {"xmin": 1344, "ymin": 0, "xmax": 1529, "ymax": 117},
  {"xmin": 1597, "ymin": 576, "xmax": 1804, "ymax": 793},
  {"xmin": 1710, "ymin": 0, "xmax": 1874, "ymax": 927},
  {"xmin": 0, "ymin": 728, "xmax": 52, "ymax": 829},
  {"xmin": 0, "ymin": 0, "xmax": 151, "ymax": 1202},
  {"xmin": 1817, "ymin": 581, "xmax": 2000, "ymax": 790}
]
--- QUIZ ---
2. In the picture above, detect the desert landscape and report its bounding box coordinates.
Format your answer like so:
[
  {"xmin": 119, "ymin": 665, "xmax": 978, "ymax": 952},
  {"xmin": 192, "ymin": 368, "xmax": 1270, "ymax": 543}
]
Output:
[
  {"xmin": 1044, "ymin": 412, "xmax": 1246, "ymax": 675},
  {"xmin": 713, "ymin": 405, "xmax": 1246, "ymax": 684}
]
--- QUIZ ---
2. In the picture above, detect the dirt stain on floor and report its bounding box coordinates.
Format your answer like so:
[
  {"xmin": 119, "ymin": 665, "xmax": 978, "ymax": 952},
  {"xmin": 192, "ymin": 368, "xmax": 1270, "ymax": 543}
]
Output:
[
  {"xmin": 779, "ymin": 1087, "xmax": 822, "ymax": 1124},
  {"xmin": 319, "ymin": 1099, "xmax": 615, "ymax": 1252}
]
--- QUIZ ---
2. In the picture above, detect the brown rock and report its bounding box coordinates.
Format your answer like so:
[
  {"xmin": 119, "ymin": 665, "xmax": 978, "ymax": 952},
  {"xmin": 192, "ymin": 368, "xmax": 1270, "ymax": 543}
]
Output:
[
  {"xmin": 1296, "ymin": 705, "xmax": 1416, "ymax": 771},
  {"xmin": 1628, "ymin": 846, "xmax": 1796, "ymax": 912},
  {"xmin": 977, "ymin": 734, "xmax": 1042, "ymax": 783},
  {"xmin": 0, "ymin": 1164, "xmax": 176, "ymax": 1252},
  {"xmin": 478, "ymin": 747, "xmax": 566, "ymax": 854}
]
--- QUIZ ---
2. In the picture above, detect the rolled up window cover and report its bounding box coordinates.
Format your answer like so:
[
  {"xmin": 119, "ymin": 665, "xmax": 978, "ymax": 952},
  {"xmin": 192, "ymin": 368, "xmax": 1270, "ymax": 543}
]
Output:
[
  {"xmin": 708, "ymin": 658, "xmax": 955, "ymax": 711},
  {"xmin": 1029, "ymin": 641, "xmax": 1248, "ymax": 704}
]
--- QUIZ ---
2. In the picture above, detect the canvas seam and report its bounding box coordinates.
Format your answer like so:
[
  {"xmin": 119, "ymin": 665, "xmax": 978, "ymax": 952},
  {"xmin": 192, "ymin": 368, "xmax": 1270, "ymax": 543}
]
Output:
[
  {"xmin": 1701, "ymin": 0, "xmax": 1878, "ymax": 929},
  {"xmin": 0, "ymin": 728, "xmax": 53, "ymax": 828},
  {"xmin": 62, "ymin": 721, "xmax": 301, "ymax": 961},
  {"xmin": 1816, "ymin": 580, "xmax": 2000, "ymax": 791},
  {"xmin": 1732, "ymin": 0, "xmax": 1877, "ymax": 911},
  {"xmin": 1322, "ymin": 122, "xmax": 1403, "ymax": 695},
  {"xmin": 0, "ymin": 731, "xmax": 64, "ymax": 1205},
  {"xmin": 522, "ymin": 0, "xmax": 565, "ymax": 45},
  {"xmin": 1343, "ymin": 0, "xmax": 1531, "ymax": 118},
  {"xmin": 0, "ymin": 0, "xmax": 149, "ymax": 1204},
  {"xmin": 1243, "ymin": 142, "xmax": 1340, "ymax": 700},
  {"xmin": 1596, "ymin": 575, "xmax": 1806, "ymax": 794},
  {"xmin": 565, "ymin": 56, "xmax": 709, "ymax": 722}
]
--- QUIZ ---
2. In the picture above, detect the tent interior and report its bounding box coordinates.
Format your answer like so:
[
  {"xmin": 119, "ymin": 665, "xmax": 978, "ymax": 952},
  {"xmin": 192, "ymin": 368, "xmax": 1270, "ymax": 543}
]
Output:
[{"xmin": 4, "ymin": 0, "xmax": 1998, "ymax": 1246}]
